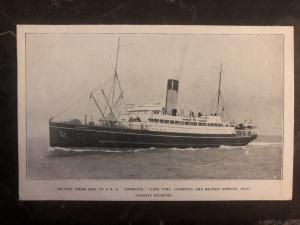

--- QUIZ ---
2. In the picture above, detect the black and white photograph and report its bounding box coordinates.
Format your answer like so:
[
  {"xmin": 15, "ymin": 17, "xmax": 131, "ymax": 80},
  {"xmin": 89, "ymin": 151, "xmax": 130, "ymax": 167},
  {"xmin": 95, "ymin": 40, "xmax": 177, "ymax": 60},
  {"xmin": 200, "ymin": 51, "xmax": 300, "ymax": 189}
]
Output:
[{"xmin": 17, "ymin": 25, "xmax": 294, "ymax": 201}]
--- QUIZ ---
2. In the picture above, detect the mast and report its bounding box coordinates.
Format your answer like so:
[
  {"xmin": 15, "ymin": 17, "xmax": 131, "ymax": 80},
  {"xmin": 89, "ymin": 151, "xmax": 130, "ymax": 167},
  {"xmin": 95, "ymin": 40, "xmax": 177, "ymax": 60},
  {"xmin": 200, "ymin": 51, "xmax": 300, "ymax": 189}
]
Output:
[
  {"xmin": 112, "ymin": 38, "xmax": 120, "ymax": 105},
  {"xmin": 114, "ymin": 37, "xmax": 120, "ymax": 75},
  {"xmin": 111, "ymin": 37, "xmax": 121, "ymax": 106},
  {"xmin": 216, "ymin": 62, "xmax": 222, "ymax": 114},
  {"xmin": 114, "ymin": 37, "xmax": 124, "ymax": 100}
]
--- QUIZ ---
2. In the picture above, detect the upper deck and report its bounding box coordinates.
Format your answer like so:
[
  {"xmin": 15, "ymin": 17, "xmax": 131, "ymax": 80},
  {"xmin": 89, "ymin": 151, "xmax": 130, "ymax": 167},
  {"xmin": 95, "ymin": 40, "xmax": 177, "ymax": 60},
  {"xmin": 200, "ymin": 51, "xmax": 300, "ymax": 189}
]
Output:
[{"xmin": 119, "ymin": 103, "xmax": 256, "ymax": 136}]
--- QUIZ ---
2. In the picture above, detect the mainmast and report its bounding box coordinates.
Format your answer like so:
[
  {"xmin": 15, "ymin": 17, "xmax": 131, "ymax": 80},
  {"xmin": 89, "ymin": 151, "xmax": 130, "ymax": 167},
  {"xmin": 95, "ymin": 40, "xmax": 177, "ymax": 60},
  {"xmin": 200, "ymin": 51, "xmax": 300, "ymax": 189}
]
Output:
[
  {"xmin": 111, "ymin": 37, "xmax": 120, "ymax": 105},
  {"xmin": 114, "ymin": 37, "xmax": 120, "ymax": 76},
  {"xmin": 90, "ymin": 37, "xmax": 123, "ymax": 126},
  {"xmin": 216, "ymin": 62, "xmax": 222, "ymax": 115},
  {"xmin": 114, "ymin": 38, "xmax": 124, "ymax": 100},
  {"xmin": 104, "ymin": 37, "xmax": 125, "ymax": 125}
]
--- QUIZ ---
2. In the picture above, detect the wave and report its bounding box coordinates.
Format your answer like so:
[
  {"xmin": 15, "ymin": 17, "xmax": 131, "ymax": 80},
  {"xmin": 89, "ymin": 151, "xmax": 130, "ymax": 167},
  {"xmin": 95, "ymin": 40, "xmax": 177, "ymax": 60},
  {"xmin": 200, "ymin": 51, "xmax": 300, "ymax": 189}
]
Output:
[
  {"xmin": 218, "ymin": 143, "xmax": 281, "ymax": 150},
  {"xmin": 48, "ymin": 142, "xmax": 281, "ymax": 155},
  {"xmin": 244, "ymin": 149, "xmax": 250, "ymax": 155},
  {"xmin": 218, "ymin": 145, "xmax": 243, "ymax": 150},
  {"xmin": 170, "ymin": 147, "xmax": 211, "ymax": 151},
  {"xmin": 48, "ymin": 146, "xmax": 149, "ymax": 153},
  {"xmin": 248, "ymin": 142, "xmax": 282, "ymax": 146}
]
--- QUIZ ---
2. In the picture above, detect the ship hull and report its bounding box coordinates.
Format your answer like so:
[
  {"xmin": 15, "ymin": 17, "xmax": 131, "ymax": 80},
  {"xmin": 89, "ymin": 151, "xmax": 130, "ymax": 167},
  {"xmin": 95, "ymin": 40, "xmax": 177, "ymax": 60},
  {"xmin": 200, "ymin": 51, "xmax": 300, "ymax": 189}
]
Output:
[{"xmin": 49, "ymin": 122, "xmax": 257, "ymax": 149}]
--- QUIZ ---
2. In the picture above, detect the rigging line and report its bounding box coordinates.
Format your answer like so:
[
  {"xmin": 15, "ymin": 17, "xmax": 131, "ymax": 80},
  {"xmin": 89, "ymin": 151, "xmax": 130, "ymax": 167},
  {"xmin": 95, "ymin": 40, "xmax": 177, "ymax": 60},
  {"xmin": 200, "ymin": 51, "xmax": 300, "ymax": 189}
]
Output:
[
  {"xmin": 103, "ymin": 79, "xmax": 114, "ymax": 115},
  {"xmin": 220, "ymin": 93, "xmax": 232, "ymax": 122},
  {"xmin": 90, "ymin": 93, "xmax": 107, "ymax": 122},
  {"xmin": 101, "ymin": 89, "xmax": 117, "ymax": 122},
  {"xmin": 115, "ymin": 73, "xmax": 124, "ymax": 99},
  {"xmin": 121, "ymin": 96, "xmax": 128, "ymax": 114},
  {"xmin": 113, "ymin": 91, "xmax": 124, "ymax": 108},
  {"xmin": 205, "ymin": 86, "xmax": 219, "ymax": 114},
  {"xmin": 92, "ymin": 78, "xmax": 115, "ymax": 113},
  {"xmin": 113, "ymin": 103, "xmax": 122, "ymax": 117},
  {"xmin": 105, "ymin": 37, "xmax": 123, "ymax": 112},
  {"xmin": 117, "ymin": 93, "xmax": 127, "ymax": 114},
  {"xmin": 90, "ymin": 76, "xmax": 114, "ymax": 94},
  {"xmin": 208, "ymin": 94, "xmax": 217, "ymax": 114},
  {"xmin": 52, "ymin": 76, "xmax": 114, "ymax": 119},
  {"xmin": 203, "ymin": 95, "xmax": 212, "ymax": 113},
  {"xmin": 52, "ymin": 94, "xmax": 89, "ymax": 120},
  {"xmin": 111, "ymin": 74, "xmax": 116, "ymax": 106},
  {"xmin": 114, "ymin": 38, "xmax": 125, "ymax": 99},
  {"xmin": 223, "ymin": 108, "xmax": 231, "ymax": 122}
]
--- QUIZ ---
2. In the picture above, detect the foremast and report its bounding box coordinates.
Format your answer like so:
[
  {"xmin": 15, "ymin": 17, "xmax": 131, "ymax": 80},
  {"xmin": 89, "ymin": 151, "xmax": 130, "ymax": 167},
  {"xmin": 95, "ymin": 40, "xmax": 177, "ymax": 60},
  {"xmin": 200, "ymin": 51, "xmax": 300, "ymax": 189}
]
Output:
[
  {"xmin": 98, "ymin": 37, "xmax": 124, "ymax": 126},
  {"xmin": 50, "ymin": 37, "xmax": 126, "ymax": 127},
  {"xmin": 216, "ymin": 62, "xmax": 222, "ymax": 115}
]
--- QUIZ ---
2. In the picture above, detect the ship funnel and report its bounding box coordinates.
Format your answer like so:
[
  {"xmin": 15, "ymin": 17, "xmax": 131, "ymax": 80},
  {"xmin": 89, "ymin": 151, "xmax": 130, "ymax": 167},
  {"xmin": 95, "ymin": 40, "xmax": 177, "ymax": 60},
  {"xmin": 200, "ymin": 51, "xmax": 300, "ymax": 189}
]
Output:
[{"xmin": 165, "ymin": 79, "xmax": 179, "ymax": 115}]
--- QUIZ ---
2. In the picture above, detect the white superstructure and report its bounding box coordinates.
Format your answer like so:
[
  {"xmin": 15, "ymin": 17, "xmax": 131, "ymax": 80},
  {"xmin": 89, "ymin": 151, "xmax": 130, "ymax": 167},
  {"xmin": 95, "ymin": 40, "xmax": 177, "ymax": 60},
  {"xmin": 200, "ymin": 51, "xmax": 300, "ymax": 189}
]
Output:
[{"xmin": 119, "ymin": 102, "xmax": 244, "ymax": 135}]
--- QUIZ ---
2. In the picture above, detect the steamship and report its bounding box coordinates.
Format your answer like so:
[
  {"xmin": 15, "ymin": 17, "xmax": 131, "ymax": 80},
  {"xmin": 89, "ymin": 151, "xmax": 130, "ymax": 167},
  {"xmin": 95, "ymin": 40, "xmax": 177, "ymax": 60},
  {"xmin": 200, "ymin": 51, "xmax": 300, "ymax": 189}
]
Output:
[{"xmin": 49, "ymin": 39, "xmax": 257, "ymax": 149}]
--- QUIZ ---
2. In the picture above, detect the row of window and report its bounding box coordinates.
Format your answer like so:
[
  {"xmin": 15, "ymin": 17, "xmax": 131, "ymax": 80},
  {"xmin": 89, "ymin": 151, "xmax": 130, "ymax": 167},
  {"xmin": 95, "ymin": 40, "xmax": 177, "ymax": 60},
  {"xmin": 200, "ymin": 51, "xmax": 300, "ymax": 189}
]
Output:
[
  {"xmin": 237, "ymin": 131, "xmax": 252, "ymax": 136},
  {"xmin": 148, "ymin": 118, "xmax": 227, "ymax": 127}
]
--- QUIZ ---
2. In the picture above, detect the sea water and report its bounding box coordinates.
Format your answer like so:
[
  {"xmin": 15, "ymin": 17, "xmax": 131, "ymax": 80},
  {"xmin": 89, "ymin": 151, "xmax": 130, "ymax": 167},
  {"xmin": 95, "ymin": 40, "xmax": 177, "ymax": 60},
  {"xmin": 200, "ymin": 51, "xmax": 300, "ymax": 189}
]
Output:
[{"xmin": 27, "ymin": 135, "xmax": 282, "ymax": 180}]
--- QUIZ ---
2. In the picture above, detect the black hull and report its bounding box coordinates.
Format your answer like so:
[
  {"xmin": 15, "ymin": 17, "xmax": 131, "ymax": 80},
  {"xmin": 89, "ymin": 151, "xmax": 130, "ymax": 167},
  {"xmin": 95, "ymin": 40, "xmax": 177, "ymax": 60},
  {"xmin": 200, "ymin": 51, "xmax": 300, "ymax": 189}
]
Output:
[{"xmin": 49, "ymin": 122, "xmax": 257, "ymax": 149}]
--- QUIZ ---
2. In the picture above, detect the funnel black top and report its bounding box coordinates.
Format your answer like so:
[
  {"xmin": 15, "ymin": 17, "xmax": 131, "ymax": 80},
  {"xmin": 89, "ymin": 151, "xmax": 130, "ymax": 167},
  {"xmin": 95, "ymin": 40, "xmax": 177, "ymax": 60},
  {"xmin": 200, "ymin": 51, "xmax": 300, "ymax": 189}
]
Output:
[{"xmin": 167, "ymin": 79, "xmax": 179, "ymax": 91}]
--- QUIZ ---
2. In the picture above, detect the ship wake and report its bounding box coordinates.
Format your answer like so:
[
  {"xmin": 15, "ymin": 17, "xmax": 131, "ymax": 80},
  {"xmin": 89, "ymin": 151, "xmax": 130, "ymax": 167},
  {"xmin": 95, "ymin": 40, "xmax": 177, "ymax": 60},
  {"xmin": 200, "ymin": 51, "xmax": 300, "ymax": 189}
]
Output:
[
  {"xmin": 170, "ymin": 147, "xmax": 211, "ymax": 151},
  {"xmin": 248, "ymin": 142, "xmax": 282, "ymax": 146},
  {"xmin": 48, "ymin": 146, "xmax": 152, "ymax": 156},
  {"xmin": 218, "ymin": 145, "xmax": 247, "ymax": 150}
]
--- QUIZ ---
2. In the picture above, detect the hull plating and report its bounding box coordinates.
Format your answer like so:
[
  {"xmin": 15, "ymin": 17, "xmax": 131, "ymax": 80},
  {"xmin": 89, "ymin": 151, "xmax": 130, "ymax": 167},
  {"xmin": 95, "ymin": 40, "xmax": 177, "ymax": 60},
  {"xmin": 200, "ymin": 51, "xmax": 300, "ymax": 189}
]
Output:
[{"xmin": 49, "ymin": 122, "xmax": 257, "ymax": 149}]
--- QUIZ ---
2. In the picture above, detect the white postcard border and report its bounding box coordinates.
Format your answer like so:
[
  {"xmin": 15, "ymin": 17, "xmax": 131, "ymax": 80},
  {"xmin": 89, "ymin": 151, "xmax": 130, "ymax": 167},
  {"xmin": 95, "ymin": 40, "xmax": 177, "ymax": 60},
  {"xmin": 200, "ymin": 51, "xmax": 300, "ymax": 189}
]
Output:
[{"xmin": 17, "ymin": 25, "xmax": 294, "ymax": 201}]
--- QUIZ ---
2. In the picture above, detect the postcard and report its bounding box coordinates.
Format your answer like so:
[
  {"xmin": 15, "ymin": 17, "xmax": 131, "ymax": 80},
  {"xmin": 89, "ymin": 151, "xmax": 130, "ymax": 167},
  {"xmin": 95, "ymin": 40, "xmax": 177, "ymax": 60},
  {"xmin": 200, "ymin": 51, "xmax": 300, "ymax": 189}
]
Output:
[{"xmin": 18, "ymin": 25, "xmax": 294, "ymax": 200}]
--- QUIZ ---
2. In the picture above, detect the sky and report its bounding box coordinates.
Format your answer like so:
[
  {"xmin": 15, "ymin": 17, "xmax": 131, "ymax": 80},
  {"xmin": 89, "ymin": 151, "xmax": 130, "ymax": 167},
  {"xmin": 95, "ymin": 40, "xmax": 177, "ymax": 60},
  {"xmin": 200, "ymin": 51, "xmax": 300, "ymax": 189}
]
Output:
[{"xmin": 25, "ymin": 32, "xmax": 283, "ymax": 138}]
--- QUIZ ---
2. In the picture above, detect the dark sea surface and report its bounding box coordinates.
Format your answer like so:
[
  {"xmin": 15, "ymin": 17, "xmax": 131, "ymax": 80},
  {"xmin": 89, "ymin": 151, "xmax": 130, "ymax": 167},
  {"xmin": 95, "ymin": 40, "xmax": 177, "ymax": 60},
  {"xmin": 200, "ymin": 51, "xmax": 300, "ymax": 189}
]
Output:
[{"xmin": 27, "ymin": 135, "xmax": 282, "ymax": 180}]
